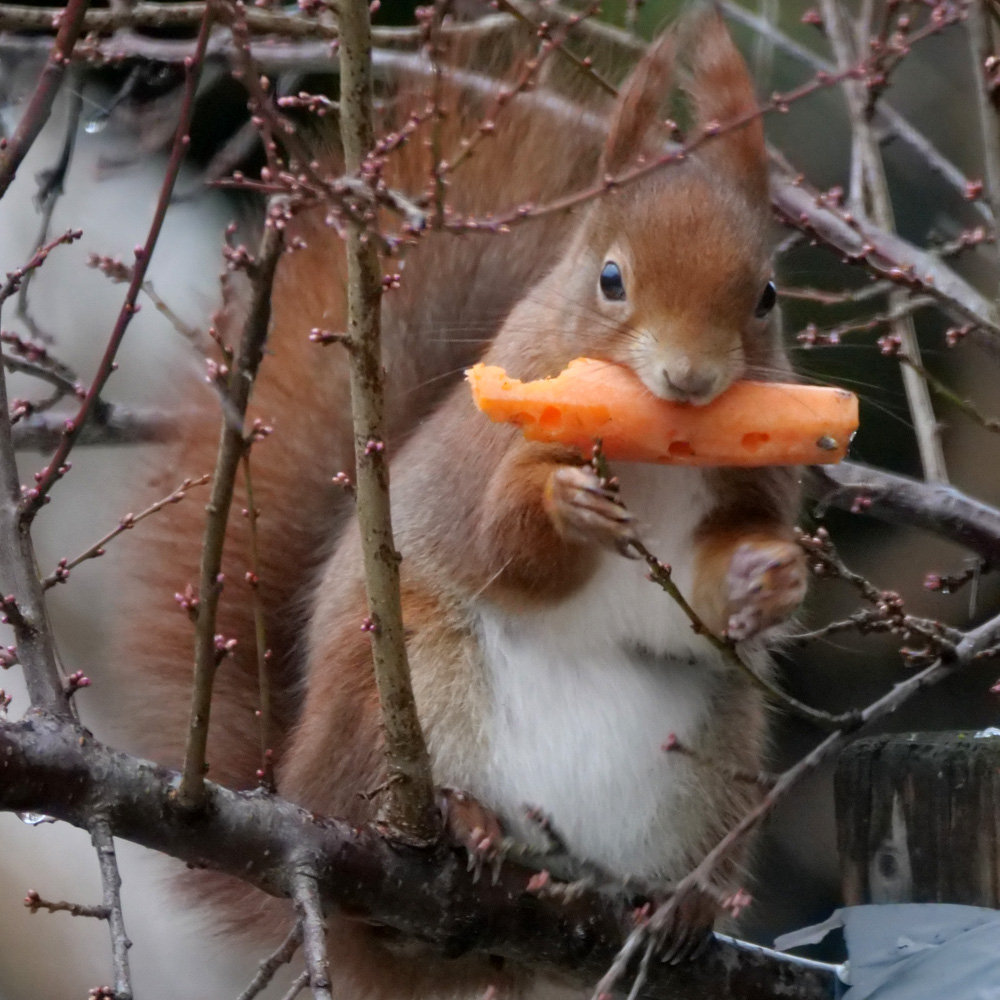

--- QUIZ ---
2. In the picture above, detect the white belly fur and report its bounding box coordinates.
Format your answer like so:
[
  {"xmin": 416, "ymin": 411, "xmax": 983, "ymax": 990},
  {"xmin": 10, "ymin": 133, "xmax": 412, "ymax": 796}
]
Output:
[{"xmin": 474, "ymin": 464, "xmax": 729, "ymax": 880}]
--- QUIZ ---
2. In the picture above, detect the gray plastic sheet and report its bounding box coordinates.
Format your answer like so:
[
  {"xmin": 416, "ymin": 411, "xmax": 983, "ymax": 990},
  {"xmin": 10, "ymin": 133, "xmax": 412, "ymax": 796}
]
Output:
[{"xmin": 774, "ymin": 903, "xmax": 1000, "ymax": 999}]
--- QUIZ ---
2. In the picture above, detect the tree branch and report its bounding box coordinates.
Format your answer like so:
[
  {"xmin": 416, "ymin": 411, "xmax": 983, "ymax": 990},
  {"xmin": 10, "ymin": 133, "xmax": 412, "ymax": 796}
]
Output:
[
  {"xmin": 291, "ymin": 870, "xmax": 332, "ymax": 1000},
  {"xmin": 770, "ymin": 160, "xmax": 1000, "ymax": 344},
  {"xmin": 808, "ymin": 461, "xmax": 1000, "ymax": 564},
  {"xmin": 0, "ymin": 2, "xmax": 335, "ymax": 39},
  {"xmin": 11, "ymin": 407, "xmax": 177, "ymax": 451},
  {"xmin": 90, "ymin": 817, "xmax": 133, "ymax": 1000},
  {"xmin": 338, "ymin": 0, "xmax": 437, "ymax": 840},
  {"xmin": 236, "ymin": 921, "xmax": 302, "ymax": 1000},
  {"xmin": 176, "ymin": 209, "xmax": 285, "ymax": 812},
  {"xmin": 0, "ymin": 711, "xmax": 836, "ymax": 1000}
]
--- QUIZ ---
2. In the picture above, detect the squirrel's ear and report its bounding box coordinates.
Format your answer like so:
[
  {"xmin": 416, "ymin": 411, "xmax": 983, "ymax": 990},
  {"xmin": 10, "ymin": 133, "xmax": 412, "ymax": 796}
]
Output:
[
  {"xmin": 682, "ymin": 7, "xmax": 768, "ymax": 199},
  {"xmin": 601, "ymin": 29, "xmax": 676, "ymax": 176}
]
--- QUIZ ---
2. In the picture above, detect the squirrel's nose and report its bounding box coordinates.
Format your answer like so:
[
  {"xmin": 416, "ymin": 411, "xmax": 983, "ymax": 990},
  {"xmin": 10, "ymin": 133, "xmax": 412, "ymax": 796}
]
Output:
[{"xmin": 661, "ymin": 364, "xmax": 717, "ymax": 402}]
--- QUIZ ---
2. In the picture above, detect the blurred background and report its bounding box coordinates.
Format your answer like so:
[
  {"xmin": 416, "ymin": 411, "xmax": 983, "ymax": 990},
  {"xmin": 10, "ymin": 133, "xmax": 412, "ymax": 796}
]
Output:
[{"xmin": 1, "ymin": 1, "xmax": 998, "ymax": 995}]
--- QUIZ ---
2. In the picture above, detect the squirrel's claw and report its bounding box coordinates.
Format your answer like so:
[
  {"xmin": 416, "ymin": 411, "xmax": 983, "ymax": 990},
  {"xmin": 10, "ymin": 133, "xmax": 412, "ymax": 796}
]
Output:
[
  {"xmin": 725, "ymin": 540, "xmax": 807, "ymax": 641},
  {"xmin": 438, "ymin": 787, "xmax": 505, "ymax": 885},
  {"xmin": 656, "ymin": 883, "xmax": 719, "ymax": 966},
  {"xmin": 545, "ymin": 465, "xmax": 636, "ymax": 553}
]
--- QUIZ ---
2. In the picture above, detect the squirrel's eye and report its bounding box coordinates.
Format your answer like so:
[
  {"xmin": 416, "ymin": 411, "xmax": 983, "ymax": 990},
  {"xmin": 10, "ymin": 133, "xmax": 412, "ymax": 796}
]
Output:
[
  {"xmin": 754, "ymin": 280, "xmax": 777, "ymax": 318},
  {"xmin": 600, "ymin": 261, "xmax": 626, "ymax": 302}
]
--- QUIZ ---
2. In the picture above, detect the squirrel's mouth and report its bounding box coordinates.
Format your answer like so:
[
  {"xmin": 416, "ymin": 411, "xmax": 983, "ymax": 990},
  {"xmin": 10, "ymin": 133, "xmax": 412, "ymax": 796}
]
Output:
[{"xmin": 641, "ymin": 366, "xmax": 736, "ymax": 406}]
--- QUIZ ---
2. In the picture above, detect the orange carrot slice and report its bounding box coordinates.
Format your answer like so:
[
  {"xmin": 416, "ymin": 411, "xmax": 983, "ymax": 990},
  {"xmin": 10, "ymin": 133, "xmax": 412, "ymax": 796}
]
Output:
[{"xmin": 467, "ymin": 357, "xmax": 858, "ymax": 467}]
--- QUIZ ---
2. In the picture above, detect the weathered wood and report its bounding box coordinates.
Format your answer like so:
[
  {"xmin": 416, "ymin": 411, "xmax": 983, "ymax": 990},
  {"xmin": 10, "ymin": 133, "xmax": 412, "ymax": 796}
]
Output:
[{"xmin": 835, "ymin": 731, "xmax": 1000, "ymax": 906}]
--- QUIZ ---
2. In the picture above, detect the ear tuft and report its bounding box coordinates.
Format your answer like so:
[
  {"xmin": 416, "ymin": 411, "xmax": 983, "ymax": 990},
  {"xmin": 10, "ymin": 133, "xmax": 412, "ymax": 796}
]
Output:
[
  {"xmin": 601, "ymin": 29, "xmax": 676, "ymax": 176},
  {"xmin": 680, "ymin": 6, "xmax": 768, "ymax": 198}
]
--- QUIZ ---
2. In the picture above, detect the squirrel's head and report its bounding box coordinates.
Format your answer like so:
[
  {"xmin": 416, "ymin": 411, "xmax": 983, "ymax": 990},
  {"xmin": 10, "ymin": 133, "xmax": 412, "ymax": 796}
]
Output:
[{"xmin": 568, "ymin": 9, "xmax": 776, "ymax": 405}]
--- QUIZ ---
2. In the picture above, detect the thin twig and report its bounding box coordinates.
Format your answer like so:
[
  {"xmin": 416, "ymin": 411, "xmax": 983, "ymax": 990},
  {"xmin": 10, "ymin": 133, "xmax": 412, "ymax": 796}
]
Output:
[
  {"xmin": 91, "ymin": 817, "xmax": 133, "ymax": 1000},
  {"xmin": 439, "ymin": 8, "xmax": 967, "ymax": 233},
  {"xmin": 41, "ymin": 474, "xmax": 209, "ymax": 589},
  {"xmin": 0, "ymin": 335, "xmax": 67, "ymax": 718},
  {"xmin": 242, "ymin": 450, "xmax": 275, "ymax": 791},
  {"xmin": 778, "ymin": 283, "xmax": 890, "ymax": 306},
  {"xmin": 421, "ymin": 0, "xmax": 447, "ymax": 228},
  {"xmin": 23, "ymin": 890, "xmax": 108, "ymax": 918},
  {"xmin": 967, "ymin": 0, "xmax": 1000, "ymax": 290},
  {"xmin": 338, "ymin": 0, "xmax": 437, "ymax": 840},
  {"xmin": 21, "ymin": 3, "xmax": 215, "ymax": 520},
  {"xmin": 0, "ymin": 0, "xmax": 90, "ymax": 200},
  {"xmin": 16, "ymin": 76, "xmax": 83, "ymax": 344},
  {"xmin": 820, "ymin": 0, "xmax": 947, "ymax": 484},
  {"xmin": 0, "ymin": 228, "xmax": 82, "ymax": 308},
  {"xmin": 719, "ymin": 0, "xmax": 995, "ymax": 225},
  {"xmin": 586, "ymin": 449, "xmax": 855, "ymax": 731},
  {"xmin": 2, "ymin": 350, "xmax": 81, "ymax": 403},
  {"xmin": 220, "ymin": 6, "xmax": 420, "ymax": 248},
  {"xmin": 236, "ymin": 920, "xmax": 303, "ymax": 1000},
  {"xmin": 624, "ymin": 939, "xmax": 655, "ymax": 1000},
  {"xmin": 178, "ymin": 118, "xmax": 259, "ymax": 200},
  {"xmin": 291, "ymin": 869, "xmax": 332, "ymax": 1000},
  {"xmin": 794, "ymin": 294, "xmax": 935, "ymax": 346},
  {"xmin": 494, "ymin": 0, "xmax": 617, "ymax": 98},
  {"xmin": 278, "ymin": 972, "xmax": 310, "ymax": 1000},
  {"xmin": 798, "ymin": 527, "xmax": 960, "ymax": 659},
  {"xmin": 226, "ymin": 0, "xmax": 283, "ymax": 176},
  {"xmin": 176, "ymin": 207, "xmax": 285, "ymax": 812},
  {"xmin": 139, "ymin": 280, "xmax": 207, "ymax": 348},
  {"xmin": 770, "ymin": 161, "xmax": 1000, "ymax": 347},
  {"xmin": 86, "ymin": 254, "xmax": 209, "ymax": 350},
  {"xmin": 632, "ymin": 536, "xmax": 852, "ymax": 731},
  {"xmin": 591, "ymin": 607, "xmax": 1000, "ymax": 999},
  {"xmin": 792, "ymin": 610, "xmax": 894, "ymax": 646},
  {"xmin": 437, "ymin": 1, "xmax": 604, "ymax": 187}
]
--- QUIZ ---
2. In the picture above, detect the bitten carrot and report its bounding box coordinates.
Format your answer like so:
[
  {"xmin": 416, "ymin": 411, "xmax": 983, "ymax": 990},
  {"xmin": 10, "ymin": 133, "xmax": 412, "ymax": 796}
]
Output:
[{"xmin": 467, "ymin": 357, "xmax": 858, "ymax": 467}]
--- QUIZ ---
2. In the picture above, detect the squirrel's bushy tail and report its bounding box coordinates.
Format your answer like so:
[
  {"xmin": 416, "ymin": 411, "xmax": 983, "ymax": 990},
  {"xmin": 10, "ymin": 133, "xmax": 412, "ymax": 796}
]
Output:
[{"xmin": 110, "ymin": 47, "xmax": 608, "ymax": 933}]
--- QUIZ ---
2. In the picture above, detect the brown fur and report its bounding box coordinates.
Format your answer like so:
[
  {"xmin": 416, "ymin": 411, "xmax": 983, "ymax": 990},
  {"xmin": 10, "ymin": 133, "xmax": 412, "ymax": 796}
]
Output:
[{"xmin": 113, "ymin": 9, "xmax": 804, "ymax": 1000}]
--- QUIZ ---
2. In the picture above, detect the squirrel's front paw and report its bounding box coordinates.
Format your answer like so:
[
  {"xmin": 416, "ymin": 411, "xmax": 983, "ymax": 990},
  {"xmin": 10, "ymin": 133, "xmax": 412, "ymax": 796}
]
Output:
[
  {"xmin": 726, "ymin": 540, "xmax": 806, "ymax": 641},
  {"xmin": 438, "ymin": 787, "xmax": 504, "ymax": 883},
  {"xmin": 543, "ymin": 466, "xmax": 635, "ymax": 553}
]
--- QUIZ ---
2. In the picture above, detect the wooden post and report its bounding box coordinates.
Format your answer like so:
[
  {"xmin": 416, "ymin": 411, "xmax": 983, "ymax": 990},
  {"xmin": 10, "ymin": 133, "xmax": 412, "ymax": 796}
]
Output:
[{"xmin": 835, "ymin": 731, "xmax": 1000, "ymax": 906}]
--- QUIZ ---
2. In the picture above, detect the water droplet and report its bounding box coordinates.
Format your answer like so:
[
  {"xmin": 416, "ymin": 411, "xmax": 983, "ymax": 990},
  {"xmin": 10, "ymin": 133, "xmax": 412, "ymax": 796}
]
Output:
[
  {"xmin": 84, "ymin": 115, "xmax": 108, "ymax": 135},
  {"xmin": 17, "ymin": 811, "xmax": 56, "ymax": 826}
]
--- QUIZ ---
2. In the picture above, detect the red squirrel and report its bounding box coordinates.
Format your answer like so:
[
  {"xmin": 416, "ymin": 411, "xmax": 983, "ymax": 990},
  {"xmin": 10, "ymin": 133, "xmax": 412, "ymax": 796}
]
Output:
[{"xmin": 113, "ymin": 8, "xmax": 806, "ymax": 997}]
